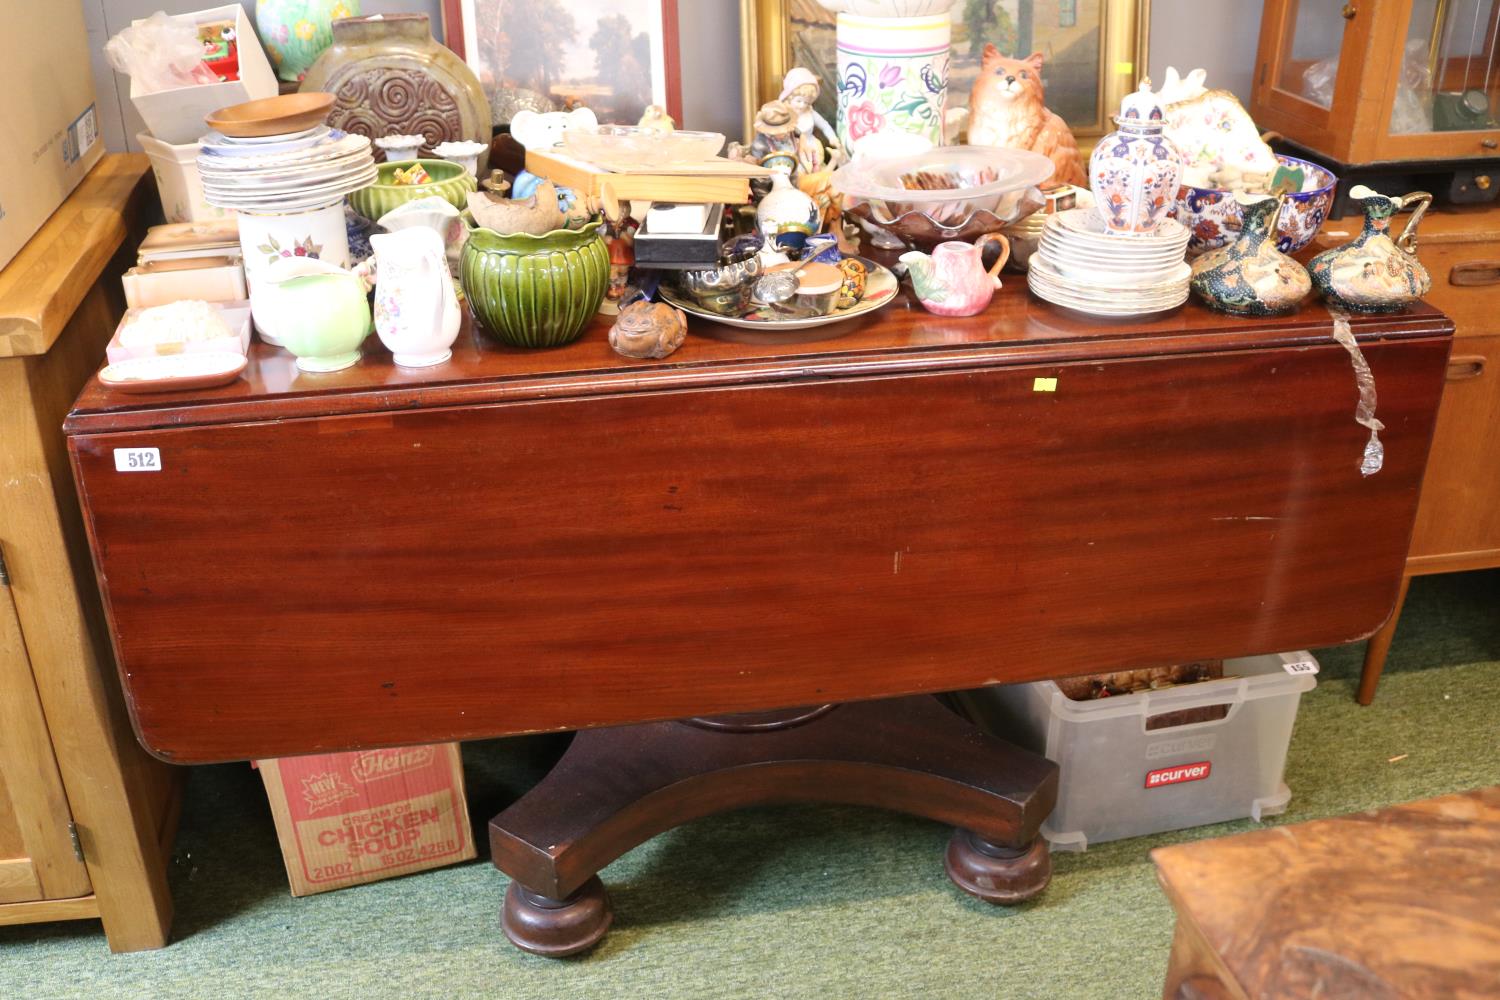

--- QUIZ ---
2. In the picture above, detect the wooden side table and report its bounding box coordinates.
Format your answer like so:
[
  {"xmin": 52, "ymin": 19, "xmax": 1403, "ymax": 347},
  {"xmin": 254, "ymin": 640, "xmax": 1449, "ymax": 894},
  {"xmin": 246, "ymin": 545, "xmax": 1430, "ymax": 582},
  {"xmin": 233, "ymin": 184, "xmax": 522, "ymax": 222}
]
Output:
[
  {"xmin": 1340, "ymin": 206, "xmax": 1500, "ymax": 704},
  {"xmin": 0, "ymin": 154, "xmax": 180, "ymax": 951},
  {"xmin": 1153, "ymin": 787, "xmax": 1500, "ymax": 999}
]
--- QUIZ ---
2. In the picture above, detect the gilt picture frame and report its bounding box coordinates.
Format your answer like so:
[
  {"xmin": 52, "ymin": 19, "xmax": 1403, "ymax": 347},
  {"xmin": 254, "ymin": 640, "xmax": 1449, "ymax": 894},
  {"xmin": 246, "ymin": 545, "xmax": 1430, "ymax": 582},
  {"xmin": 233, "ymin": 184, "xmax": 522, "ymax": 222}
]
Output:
[
  {"xmin": 740, "ymin": 0, "xmax": 1150, "ymax": 145},
  {"xmin": 442, "ymin": 0, "xmax": 683, "ymax": 126}
]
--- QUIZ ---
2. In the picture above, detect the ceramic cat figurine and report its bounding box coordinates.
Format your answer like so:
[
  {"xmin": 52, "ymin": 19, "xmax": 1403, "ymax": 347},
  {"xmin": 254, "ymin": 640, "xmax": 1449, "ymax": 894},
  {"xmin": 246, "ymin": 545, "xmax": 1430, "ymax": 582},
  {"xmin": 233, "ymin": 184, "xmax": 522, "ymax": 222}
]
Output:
[{"xmin": 967, "ymin": 47, "xmax": 1085, "ymax": 187}]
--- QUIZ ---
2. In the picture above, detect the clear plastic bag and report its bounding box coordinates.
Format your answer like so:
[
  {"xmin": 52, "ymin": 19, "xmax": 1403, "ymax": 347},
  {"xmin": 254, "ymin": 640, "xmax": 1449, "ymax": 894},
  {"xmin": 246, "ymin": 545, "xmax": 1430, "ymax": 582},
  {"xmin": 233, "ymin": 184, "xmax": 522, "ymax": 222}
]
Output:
[{"xmin": 104, "ymin": 11, "xmax": 218, "ymax": 95}]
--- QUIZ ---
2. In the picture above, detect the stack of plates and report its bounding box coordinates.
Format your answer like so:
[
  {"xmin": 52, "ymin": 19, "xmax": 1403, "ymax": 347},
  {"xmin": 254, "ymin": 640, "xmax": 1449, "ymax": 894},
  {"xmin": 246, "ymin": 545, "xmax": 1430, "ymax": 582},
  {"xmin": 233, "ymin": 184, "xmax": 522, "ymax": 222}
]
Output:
[
  {"xmin": 197, "ymin": 130, "xmax": 376, "ymax": 214},
  {"xmin": 1027, "ymin": 209, "xmax": 1192, "ymax": 317}
]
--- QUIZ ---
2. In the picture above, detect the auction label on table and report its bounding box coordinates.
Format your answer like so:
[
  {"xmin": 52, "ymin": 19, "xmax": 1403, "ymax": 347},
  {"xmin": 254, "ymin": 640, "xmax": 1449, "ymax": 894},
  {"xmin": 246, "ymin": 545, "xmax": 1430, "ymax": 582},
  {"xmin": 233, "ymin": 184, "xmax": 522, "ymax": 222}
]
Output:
[
  {"xmin": 1281, "ymin": 657, "xmax": 1320, "ymax": 676},
  {"xmin": 114, "ymin": 447, "xmax": 161, "ymax": 472}
]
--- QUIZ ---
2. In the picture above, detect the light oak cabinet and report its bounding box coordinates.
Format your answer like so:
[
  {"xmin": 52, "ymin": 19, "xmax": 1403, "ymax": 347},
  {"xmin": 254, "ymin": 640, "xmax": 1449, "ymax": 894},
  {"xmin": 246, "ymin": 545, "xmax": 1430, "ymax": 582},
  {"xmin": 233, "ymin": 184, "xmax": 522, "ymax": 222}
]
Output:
[
  {"xmin": 1345, "ymin": 206, "xmax": 1500, "ymax": 703},
  {"xmin": 0, "ymin": 156, "xmax": 180, "ymax": 950}
]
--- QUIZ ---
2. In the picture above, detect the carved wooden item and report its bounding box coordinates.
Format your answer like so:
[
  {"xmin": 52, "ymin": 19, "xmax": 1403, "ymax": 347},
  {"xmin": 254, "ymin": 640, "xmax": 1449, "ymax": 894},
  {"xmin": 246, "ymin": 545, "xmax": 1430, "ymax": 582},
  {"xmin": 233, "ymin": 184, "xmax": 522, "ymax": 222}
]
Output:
[{"xmin": 1154, "ymin": 786, "xmax": 1500, "ymax": 999}]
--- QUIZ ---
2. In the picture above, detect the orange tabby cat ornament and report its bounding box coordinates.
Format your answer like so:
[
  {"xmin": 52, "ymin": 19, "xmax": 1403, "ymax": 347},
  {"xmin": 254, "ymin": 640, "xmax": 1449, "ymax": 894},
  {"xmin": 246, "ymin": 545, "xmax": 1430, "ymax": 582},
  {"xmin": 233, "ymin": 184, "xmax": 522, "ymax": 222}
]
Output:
[{"xmin": 968, "ymin": 47, "xmax": 1085, "ymax": 187}]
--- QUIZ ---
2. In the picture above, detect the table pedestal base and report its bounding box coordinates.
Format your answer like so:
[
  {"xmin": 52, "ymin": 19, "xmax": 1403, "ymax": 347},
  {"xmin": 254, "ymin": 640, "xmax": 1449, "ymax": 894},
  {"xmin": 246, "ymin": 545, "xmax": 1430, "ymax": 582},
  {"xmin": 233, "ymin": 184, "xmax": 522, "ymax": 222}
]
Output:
[{"xmin": 489, "ymin": 695, "xmax": 1059, "ymax": 956}]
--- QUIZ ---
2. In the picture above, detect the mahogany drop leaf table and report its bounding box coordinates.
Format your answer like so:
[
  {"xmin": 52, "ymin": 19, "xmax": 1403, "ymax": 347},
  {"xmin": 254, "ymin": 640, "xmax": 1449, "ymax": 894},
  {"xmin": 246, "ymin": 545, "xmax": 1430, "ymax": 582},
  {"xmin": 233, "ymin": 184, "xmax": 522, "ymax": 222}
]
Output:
[{"xmin": 66, "ymin": 284, "xmax": 1451, "ymax": 953}]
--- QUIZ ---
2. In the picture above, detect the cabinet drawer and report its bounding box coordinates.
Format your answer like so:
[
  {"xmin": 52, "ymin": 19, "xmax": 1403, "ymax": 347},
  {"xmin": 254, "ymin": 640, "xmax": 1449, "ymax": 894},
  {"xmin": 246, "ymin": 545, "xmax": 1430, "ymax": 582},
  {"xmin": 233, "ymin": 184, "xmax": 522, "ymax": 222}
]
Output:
[
  {"xmin": 1410, "ymin": 334, "xmax": 1500, "ymax": 560},
  {"xmin": 1420, "ymin": 244, "xmax": 1500, "ymax": 338}
]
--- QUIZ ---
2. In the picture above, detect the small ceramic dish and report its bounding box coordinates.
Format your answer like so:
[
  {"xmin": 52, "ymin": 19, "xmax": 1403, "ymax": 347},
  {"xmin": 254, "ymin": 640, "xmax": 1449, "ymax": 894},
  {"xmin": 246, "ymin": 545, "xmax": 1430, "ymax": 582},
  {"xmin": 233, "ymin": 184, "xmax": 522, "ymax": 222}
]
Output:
[
  {"xmin": 205, "ymin": 93, "xmax": 336, "ymax": 139},
  {"xmin": 98, "ymin": 352, "xmax": 247, "ymax": 394},
  {"xmin": 1173, "ymin": 154, "xmax": 1337, "ymax": 257},
  {"xmin": 347, "ymin": 159, "xmax": 479, "ymax": 221},
  {"xmin": 562, "ymin": 126, "xmax": 725, "ymax": 167},
  {"xmin": 374, "ymin": 134, "xmax": 426, "ymax": 161}
]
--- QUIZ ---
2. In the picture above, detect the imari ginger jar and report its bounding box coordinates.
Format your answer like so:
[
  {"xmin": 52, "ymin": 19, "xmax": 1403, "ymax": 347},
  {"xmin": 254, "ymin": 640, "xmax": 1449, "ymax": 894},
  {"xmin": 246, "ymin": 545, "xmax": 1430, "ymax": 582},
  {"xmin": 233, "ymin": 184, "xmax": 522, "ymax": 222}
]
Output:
[{"xmin": 1090, "ymin": 82, "xmax": 1184, "ymax": 234}]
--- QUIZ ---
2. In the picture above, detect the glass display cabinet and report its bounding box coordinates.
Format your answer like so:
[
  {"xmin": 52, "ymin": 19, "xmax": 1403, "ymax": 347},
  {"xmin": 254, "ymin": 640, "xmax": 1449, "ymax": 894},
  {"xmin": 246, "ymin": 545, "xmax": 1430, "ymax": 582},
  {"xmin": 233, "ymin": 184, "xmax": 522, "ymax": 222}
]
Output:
[{"xmin": 1253, "ymin": 0, "xmax": 1500, "ymax": 181}]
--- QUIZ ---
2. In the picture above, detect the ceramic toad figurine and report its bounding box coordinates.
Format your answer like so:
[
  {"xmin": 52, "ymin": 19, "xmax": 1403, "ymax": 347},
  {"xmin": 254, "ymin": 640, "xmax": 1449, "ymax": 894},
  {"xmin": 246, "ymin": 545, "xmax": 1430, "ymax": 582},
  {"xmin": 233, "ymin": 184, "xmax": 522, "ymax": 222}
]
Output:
[{"xmin": 967, "ymin": 47, "xmax": 1085, "ymax": 187}]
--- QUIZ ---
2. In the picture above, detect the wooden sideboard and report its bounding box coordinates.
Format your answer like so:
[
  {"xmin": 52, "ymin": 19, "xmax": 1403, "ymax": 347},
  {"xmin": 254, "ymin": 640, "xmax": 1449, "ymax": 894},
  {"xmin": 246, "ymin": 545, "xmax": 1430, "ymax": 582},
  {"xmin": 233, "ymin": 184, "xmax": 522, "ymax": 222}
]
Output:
[
  {"xmin": 1340, "ymin": 206, "xmax": 1500, "ymax": 703},
  {"xmin": 0, "ymin": 155, "xmax": 179, "ymax": 951}
]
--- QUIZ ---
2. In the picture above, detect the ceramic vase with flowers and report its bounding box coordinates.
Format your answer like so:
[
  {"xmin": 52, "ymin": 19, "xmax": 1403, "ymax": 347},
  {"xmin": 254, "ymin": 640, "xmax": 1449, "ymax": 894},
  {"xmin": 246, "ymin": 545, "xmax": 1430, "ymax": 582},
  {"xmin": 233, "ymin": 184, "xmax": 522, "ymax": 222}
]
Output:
[
  {"xmin": 257, "ymin": 0, "xmax": 360, "ymax": 83},
  {"xmin": 835, "ymin": 12, "xmax": 951, "ymax": 151},
  {"xmin": 1090, "ymin": 82, "xmax": 1184, "ymax": 234}
]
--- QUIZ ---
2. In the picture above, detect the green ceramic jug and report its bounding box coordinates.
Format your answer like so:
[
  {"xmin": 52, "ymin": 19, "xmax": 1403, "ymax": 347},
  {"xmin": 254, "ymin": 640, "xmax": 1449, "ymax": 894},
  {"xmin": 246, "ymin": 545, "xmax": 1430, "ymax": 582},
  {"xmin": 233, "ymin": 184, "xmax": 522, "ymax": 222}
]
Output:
[
  {"xmin": 257, "ymin": 258, "xmax": 372, "ymax": 372},
  {"xmin": 460, "ymin": 218, "xmax": 609, "ymax": 348}
]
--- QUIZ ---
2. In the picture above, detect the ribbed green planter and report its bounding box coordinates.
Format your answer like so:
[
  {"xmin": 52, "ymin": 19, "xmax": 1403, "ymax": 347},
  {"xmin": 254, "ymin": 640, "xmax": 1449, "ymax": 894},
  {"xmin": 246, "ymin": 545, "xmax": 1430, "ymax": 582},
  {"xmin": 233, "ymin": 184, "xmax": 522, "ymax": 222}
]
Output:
[
  {"xmin": 460, "ymin": 218, "xmax": 609, "ymax": 348},
  {"xmin": 347, "ymin": 159, "xmax": 477, "ymax": 221}
]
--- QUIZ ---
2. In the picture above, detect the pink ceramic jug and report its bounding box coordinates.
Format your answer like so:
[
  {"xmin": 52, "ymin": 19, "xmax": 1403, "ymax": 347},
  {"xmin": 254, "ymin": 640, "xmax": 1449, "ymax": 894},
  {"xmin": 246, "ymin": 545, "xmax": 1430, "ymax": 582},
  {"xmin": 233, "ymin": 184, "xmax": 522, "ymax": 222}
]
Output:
[{"xmin": 900, "ymin": 234, "xmax": 1011, "ymax": 317}]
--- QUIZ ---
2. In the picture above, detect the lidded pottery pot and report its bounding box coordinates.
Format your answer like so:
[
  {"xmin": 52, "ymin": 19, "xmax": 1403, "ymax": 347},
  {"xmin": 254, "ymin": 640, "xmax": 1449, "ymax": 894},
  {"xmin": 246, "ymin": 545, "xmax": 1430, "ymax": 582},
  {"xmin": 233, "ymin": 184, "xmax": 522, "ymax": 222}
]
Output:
[
  {"xmin": 1189, "ymin": 194, "xmax": 1311, "ymax": 316},
  {"xmin": 1308, "ymin": 186, "xmax": 1433, "ymax": 313},
  {"xmin": 298, "ymin": 14, "xmax": 491, "ymax": 172},
  {"xmin": 1089, "ymin": 82, "xmax": 1184, "ymax": 234},
  {"xmin": 460, "ymin": 218, "xmax": 610, "ymax": 348}
]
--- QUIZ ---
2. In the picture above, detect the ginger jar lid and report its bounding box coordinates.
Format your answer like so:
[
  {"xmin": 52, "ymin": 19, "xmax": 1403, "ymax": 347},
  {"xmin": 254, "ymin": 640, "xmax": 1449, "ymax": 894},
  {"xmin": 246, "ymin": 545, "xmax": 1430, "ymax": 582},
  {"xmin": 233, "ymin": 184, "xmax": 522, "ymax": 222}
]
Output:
[{"xmin": 1116, "ymin": 81, "xmax": 1165, "ymax": 128}]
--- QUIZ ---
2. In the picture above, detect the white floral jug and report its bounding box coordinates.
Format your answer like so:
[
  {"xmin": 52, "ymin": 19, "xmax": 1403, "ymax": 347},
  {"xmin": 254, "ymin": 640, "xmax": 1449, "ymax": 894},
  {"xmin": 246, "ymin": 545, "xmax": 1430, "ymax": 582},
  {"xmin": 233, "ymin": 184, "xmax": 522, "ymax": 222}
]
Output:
[{"xmin": 370, "ymin": 228, "xmax": 461, "ymax": 368}]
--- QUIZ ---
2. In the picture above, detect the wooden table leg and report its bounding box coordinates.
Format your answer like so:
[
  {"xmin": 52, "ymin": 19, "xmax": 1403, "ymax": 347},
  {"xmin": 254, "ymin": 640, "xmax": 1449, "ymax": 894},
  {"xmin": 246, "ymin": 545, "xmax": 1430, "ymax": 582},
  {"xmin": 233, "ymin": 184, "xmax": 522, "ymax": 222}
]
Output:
[
  {"xmin": 1358, "ymin": 574, "xmax": 1412, "ymax": 706},
  {"xmin": 489, "ymin": 695, "xmax": 1059, "ymax": 956}
]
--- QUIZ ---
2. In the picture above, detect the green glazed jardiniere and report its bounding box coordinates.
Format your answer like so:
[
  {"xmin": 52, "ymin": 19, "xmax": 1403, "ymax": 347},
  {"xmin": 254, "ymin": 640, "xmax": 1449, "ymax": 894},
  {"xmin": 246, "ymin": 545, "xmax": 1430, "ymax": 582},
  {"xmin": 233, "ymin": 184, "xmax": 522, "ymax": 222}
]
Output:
[
  {"xmin": 460, "ymin": 218, "xmax": 609, "ymax": 348},
  {"xmin": 347, "ymin": 159, "xmax": 477, "ymax": 222}
]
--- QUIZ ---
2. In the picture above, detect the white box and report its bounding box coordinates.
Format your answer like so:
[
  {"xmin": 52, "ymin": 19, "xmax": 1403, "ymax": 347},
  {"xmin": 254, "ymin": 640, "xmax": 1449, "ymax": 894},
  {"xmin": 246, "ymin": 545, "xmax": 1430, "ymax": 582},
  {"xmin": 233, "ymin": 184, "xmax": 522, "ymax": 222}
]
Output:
[
  {"xmin": 137, "ymin": 133, "xmax": 234, "ymax": 224},
  {"xmin": 959, "ymin": 651, "xmax": 1317, "ymax": 851},
  {"xmin": 130, "ymin": 6, "xmax": 277, "ymax": 145}
]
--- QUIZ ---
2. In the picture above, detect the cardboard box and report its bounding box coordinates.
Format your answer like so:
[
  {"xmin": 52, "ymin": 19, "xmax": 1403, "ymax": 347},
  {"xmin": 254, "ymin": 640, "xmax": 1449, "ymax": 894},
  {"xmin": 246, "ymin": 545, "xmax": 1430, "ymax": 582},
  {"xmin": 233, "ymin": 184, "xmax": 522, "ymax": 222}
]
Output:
[
  {"xmin": 130, "ymin": 5, "xmax": 277, "ymax": 145},
  {"xmin": 257, "ymin": 744, "xmax": 475, "ymax": 896},
  {"xmin": 0, "ymin": 1, "xmax": 105, "ymax": 273}
]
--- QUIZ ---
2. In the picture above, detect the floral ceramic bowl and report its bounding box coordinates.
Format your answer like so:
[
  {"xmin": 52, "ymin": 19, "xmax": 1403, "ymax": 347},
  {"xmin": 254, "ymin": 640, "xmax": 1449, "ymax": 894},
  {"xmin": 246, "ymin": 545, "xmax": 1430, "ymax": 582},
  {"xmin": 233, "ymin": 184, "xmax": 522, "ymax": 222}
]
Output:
[
  {"xmin": 347, "ymin": 159, "xmax": 477, "ymax": 222},
  {"xmin": 1172, "ymin": 154, "xmax": 1336, "ymax": 257}
]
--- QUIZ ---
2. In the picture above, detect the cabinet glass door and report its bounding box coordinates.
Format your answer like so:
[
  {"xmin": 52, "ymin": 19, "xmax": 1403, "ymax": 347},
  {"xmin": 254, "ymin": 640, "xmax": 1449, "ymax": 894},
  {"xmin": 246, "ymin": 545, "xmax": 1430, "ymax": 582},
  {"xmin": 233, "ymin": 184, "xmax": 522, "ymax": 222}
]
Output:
[
  {"xmin": 1392, "ymin": 0, "xmax": 1500, "ymax": 133},
  {"xmin": 1276, "ymin": 0, "xmax": 1348, "ymax": 108}
]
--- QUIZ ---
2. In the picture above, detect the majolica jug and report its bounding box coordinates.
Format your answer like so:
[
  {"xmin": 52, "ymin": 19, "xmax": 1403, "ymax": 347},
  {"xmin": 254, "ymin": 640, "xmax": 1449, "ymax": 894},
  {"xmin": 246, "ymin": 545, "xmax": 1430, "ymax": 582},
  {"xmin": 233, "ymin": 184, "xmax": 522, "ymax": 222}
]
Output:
[{"xmin": 1308, "ymin": 186, "xmax": 1432, "ymax": 313}]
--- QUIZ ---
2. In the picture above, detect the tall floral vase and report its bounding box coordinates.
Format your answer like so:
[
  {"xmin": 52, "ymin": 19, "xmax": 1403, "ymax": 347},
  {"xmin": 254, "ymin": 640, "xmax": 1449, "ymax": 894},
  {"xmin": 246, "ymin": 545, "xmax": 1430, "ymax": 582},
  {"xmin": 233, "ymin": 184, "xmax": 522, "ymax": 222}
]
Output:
[
  {"xmin": 257, "ymin": 0, "xmax": 361, "ymax": 83},
  {"xmin": 836, "ymin": 13, "xmax": 951, "ymax": 153}
]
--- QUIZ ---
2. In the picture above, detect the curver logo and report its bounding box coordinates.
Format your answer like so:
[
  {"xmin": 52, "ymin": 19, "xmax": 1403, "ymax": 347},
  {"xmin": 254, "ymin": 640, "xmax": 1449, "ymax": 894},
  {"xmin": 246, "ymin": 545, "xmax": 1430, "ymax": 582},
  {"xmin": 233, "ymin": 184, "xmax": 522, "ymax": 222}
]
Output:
[
  {"xmin": 350, "ymin": 747, "xmax": 437, "ymax": 783},
  {"xmin": 1145, "ymin": 761, "xmax": 1212, "ymax": 789}
]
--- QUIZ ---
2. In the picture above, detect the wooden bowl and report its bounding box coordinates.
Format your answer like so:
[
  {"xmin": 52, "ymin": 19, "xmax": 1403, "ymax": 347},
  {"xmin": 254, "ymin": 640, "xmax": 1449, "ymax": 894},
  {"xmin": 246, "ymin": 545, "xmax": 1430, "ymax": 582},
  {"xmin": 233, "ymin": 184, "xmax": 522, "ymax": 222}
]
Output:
[{"xmin": 205, "ymin": 93, "xmax": 335, "ymax": 138}]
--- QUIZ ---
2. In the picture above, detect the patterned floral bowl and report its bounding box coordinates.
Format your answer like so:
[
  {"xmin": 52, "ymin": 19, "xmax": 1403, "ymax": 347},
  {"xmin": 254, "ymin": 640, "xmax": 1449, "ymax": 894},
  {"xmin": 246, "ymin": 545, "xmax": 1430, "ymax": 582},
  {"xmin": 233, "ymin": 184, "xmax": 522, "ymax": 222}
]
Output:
[
  {"xmin": 1172, "ymin": 154, "xmax": 1336, "ymax": 257},
  {"xmin": 347, "ymin": 159, "xmax": 477, "ymax": 222}
]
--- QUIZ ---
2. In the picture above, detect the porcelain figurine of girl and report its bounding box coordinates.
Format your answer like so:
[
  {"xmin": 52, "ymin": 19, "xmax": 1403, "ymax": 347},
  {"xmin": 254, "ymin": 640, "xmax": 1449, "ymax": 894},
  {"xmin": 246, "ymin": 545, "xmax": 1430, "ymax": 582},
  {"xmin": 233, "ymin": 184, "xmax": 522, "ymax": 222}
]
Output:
[{"xmin": 780, "ymin": 67, "xmax": 844, "ymax": 174}]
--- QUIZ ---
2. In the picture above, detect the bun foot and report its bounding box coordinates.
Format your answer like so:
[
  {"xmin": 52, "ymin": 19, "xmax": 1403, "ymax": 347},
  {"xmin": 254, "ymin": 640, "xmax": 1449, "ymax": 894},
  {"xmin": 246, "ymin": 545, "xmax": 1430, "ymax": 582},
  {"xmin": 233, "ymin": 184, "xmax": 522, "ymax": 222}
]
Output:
[
  {"xmin": 944, "ymin": 830, "xmax": 1051, "ymax": 904},
  {"xmin": 501, "ymin": 875, "xmax": 613, "ymax": 957}
]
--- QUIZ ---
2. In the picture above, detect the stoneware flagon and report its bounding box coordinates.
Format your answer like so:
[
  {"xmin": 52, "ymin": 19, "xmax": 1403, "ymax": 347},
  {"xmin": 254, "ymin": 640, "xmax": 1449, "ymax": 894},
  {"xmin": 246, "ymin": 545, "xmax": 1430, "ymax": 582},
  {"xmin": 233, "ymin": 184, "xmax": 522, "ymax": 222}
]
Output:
[
  {"xmin": 1189, "ymin": 194, "xmax": 1310, "ymax": 316},
  {"xmin": 254, "ymin": 256, "xmax": 372, "ymax": 372},
  {"xmin": 298, "ymin": 13, "xmax": 490, "ymax": 170},
  {"xmin": 1308, "ymin": 186, "xmax": 1433, "ymax": 313},
  {"xmin": 900, "ymin": 233, "xmax": 1011, "ymax": 317},
  {"xmin": 370, "ymin": 228, "xmax": 461, "ymax": 367},
  {"xmin": 1090, "ymin": 82, "xmax": 1184, "ymax": 234},
  {"xmin": 460, "ymin": 217, "xmax": 610, "ymax": 348}
]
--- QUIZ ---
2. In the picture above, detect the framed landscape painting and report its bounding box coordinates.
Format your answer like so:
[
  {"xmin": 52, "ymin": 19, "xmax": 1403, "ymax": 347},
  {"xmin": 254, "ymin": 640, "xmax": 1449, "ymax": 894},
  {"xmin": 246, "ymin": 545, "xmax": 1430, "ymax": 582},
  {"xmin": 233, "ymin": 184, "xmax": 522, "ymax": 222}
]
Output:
[
  {"xmin": 740, "ymin": 0, "xmax": 1148, "ymax": 142},
  {"xmin": 443, "ymin": 0, "xmax": 682, "ymax": 125}
]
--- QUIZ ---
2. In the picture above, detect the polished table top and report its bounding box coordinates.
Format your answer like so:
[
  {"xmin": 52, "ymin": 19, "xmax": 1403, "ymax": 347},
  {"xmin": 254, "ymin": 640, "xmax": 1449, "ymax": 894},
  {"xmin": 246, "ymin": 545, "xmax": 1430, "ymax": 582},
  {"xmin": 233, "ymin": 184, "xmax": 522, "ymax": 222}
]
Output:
[
  {"xmin": 67, "ymin": 282, "xmax": 1450, "ymax": 432},
  {"xmin": 67, "ymin": 281, "xmax": 1452, "ymax": 761}
]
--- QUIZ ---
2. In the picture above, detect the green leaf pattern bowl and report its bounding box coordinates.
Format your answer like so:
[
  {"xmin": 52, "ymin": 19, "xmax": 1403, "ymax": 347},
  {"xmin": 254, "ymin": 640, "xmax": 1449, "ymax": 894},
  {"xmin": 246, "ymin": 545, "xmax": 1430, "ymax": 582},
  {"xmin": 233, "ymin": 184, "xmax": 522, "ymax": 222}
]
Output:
[
  {"xmin": 459, "ymin": 216, "xmax": 609, "ymax": 349},
  {"xmin": 347, "ymin": 159, "xmax": 477, "ymax": 222}
]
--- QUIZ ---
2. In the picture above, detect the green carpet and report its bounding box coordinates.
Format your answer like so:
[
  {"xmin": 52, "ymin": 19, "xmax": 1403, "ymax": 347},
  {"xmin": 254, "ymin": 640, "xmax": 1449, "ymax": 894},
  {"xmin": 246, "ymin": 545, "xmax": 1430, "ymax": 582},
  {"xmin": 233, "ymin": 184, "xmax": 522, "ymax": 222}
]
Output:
[{"xmin": 5, "ymin": 570, "xmax": 1498, "ymax": 999}]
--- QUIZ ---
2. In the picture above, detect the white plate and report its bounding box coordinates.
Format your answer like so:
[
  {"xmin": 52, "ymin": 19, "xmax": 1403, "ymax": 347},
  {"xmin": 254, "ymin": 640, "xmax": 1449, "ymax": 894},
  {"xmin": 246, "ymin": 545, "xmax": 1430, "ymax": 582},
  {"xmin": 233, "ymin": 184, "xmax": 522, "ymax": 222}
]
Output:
[
  {"xmin": 98, "ymin": 351, "xmax": 247, "ymax": 393},
  {"xmin": 1031, "ymin": 255, "xmax": 1191, "ymax": 290},
  {"xmin": 196, "ymin": 134, "xmax": 371, "ymax": 172},
  {"xmin": 201, "ymin": 162, "xmax": 376, "ymax": 197},
  {"xmin": 660, "ymin": 259, "xmax": 900, "ymax": 331},
  {"xmin": 205, "ymin": 124, "xmax": 328, "ymax": 146},
  {"xmin": 205, "ymin": 167, "xmax": 378, "ymax": 204},
  {"xmin": 1029, "ymin": 276, "xmax": 1189, "ymax": 316},
  {"xmin": 1050, "ymin": 209, "xmax": 1191, "ymax": 247}
]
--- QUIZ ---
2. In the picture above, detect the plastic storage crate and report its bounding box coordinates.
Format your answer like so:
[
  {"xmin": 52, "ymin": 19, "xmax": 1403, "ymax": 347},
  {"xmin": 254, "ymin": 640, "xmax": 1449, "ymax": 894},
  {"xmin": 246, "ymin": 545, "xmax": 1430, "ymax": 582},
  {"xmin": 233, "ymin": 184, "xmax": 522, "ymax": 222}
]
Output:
[{"xmin": 959, "ymin": 651, "xmax": 1317, "ymax": 851}]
